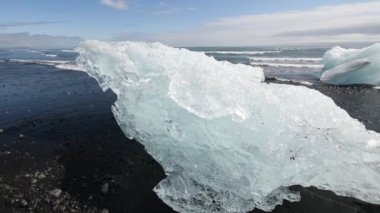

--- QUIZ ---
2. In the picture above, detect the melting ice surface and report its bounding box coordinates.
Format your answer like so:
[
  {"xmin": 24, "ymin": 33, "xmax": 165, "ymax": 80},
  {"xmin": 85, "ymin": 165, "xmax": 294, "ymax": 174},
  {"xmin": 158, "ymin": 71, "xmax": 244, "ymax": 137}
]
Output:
[
  {"xmin": 76, "ymin": 41, "xmax": 380, "ymax": 212},
  {"xmin": 321, "ymin": 43, "xmax": 380, "ymax": 86}
]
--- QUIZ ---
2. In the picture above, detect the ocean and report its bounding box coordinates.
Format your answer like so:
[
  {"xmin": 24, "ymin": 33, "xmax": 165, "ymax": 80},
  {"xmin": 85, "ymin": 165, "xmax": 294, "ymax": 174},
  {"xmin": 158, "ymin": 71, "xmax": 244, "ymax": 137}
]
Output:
[
  {"xmin": 0, "ymin": 45, "xmax": 379, "ymax": 213},
  {"xmin": 0, "ymin": 46, "xmax": 327, "ymax": 84},
  {"xmin": 189, "ymin": 47, "xmax": 326, "ymax": 84}
]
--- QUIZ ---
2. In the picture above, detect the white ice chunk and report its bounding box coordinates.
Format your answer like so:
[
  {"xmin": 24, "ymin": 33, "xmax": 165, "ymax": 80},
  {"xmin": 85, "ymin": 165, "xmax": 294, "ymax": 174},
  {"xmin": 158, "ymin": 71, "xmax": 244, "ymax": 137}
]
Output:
[
  {"xmin": 321, "ymin": 44, "xmax": 380, "ymax": 85},
  {"xmin": 76, "ymin": 41, "xmax": 380, "ymax": 212}
]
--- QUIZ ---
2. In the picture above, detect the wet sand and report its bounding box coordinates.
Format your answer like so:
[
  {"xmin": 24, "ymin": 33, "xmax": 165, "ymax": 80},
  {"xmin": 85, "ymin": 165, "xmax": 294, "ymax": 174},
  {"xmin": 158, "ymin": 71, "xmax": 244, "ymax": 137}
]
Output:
[{"xmin": 0, "ymin": 63, "xmax": 379, "ymax": 212}]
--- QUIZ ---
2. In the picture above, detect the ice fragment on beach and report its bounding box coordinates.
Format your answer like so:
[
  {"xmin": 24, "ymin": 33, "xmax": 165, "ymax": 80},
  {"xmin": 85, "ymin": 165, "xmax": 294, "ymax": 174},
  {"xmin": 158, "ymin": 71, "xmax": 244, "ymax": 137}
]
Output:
[
  {"xmin": 100, "ymin": 183, "xmax": 109, "ymax": 194},
  {"xmin": 49, "ymin": 189, "xmax": 62, "ymax": 198},
  {"xmin": 321, "ymin": 43, "xmax": 380, "ymax": 85},
  {"xmin": 36, "ymin": 172, "xmax": 46, "ymax": 179},
  {"xmin": 77, "ymin": 41, "xmax": 380, "ymax": 212}
]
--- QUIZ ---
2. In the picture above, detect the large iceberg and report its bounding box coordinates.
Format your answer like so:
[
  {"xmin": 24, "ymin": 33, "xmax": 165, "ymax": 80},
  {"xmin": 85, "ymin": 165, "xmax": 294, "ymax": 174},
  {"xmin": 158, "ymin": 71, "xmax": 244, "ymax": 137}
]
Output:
[
  {"xmin": 76, "ymin": 41, "xmax": 380, "ymax": 212},
  {"xmin": 321, "ymin": 43, "xmax": 380, "ymax": 86}
]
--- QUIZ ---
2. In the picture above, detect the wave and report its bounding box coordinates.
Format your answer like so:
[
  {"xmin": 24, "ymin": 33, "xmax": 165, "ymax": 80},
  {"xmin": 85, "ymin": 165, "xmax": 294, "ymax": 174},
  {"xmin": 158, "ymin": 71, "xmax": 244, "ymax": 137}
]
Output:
[
  {"xmin": 55, "ymin": 64, "xmax": 85, "ymax": 71},
  {"xmin": 26, "ymin": 50, "xmax": 43, "ymax": 54},
  {"xmin": 44, "ymin": 54, "xmax": 57, "ymax": 58},
  {"xmin": 25, "ymin": 50, "xmax": 58, "ymax": 58},
  {"xmin": 250, "ymin": 57, "xmax": 322, "ymax": 63},
  {"xmin": 6, "ymin": 59, "xmax": 83, "ymax": 71},
  {"xmin": 250, "ymin": 62, "xmax": 323, "ymax": 69},
  {"xmin": 60, "ymin": 49, "xmax": 77, "ymax": 53},
  {"xmin": 273, "ymin": 77, "xmax": 314, "ymax": 86},
  {"xmin": 77, "ymin": 40, "xmax": 380, "ymax": 213},
  {"xmin": 8, "ymin": 59, "xmax": 69, "ymax": 66},
  {"xmin": 203, "ymin": 50, "xmax": 281, "ymax": 55}
]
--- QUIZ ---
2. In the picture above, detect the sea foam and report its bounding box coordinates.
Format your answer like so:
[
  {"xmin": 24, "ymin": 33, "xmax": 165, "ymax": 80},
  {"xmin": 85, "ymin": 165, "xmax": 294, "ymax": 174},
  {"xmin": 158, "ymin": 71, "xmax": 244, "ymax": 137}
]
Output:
[
  {"xmin": 204, "ymin": 50, "xmax": 281, "ymax": 55},
  {"xmin": 249, "ymin": 57, "xmax": 322, "ymax": 63},
  {"xmin": 250, "ymin": 62, "xmax": 322, "ymax": 69},
  {"xmin": 77, "ymin": 41, "xmax": 380, "ymax": 212},
  {"xmin": 7, "ymin": 59, "xmax": 84, "ymax": 71}
]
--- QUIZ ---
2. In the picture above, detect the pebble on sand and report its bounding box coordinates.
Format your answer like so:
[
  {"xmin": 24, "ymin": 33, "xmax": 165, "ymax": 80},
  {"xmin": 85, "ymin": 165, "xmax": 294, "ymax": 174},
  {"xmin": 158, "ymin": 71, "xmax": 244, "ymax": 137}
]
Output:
[
  {"xmin": 49, "ymin": 189, "xmax": 62, "ymax": 198},
  {"xmin": 100, "ymin": 183, "xmax": 109, "ymax": 194}
]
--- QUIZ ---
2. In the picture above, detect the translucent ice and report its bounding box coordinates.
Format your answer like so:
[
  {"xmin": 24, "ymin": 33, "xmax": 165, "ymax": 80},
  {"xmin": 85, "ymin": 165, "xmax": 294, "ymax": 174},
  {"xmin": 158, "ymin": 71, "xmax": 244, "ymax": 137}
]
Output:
[
  {"xmin": 77, "ymin": 41, "xmax": 380, "ymax": 212},
  {"xmin": 321, "ymin": 44, "xmax": 380, "ymax": 85}
]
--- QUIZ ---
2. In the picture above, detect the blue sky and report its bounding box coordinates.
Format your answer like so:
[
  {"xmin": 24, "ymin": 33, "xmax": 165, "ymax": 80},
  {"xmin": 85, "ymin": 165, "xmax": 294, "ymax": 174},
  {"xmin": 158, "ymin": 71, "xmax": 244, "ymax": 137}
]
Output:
[{"xmin": 0, "ymin": 0, "xmax": 379, "ymax": 47}]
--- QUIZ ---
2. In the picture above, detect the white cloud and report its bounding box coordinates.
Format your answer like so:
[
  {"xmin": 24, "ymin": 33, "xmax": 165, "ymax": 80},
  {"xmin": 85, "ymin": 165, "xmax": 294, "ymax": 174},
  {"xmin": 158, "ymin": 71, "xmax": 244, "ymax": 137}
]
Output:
[
  {"xmin": 0, "ymin": 33, "xmax": 82, "ymax": 49},
  {"xmin": 113, "ymin": 1, "xmax": 380, "ymax": 47},
  {"xmin": 101, "ymin": 0, "xmax": 128, "ymax": 10},
  {"xmin": 0, "ymin": 21, "xmax": 58, "ymax": 29}
]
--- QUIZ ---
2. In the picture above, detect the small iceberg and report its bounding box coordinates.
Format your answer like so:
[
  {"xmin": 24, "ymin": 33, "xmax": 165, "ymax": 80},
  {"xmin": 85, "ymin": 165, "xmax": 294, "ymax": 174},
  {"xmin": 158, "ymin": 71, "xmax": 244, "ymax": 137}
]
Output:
[{"xmin": 320, "ymin": 44, "xmax": 380, "ymax": 86}]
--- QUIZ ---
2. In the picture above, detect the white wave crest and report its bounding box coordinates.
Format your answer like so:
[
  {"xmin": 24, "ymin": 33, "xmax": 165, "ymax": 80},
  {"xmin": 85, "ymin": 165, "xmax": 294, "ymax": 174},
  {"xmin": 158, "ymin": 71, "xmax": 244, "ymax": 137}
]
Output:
[
  {"xmin": 61, "ymin": 49, "xmax": 78, "ymax": 53},
  {"xmin": 250, "ymin": 62, "xmax": 323, "ymax": 69},
  {"xmin": 250, "ymin": 57, "xmax": 322, "ymax": 63},
  {"xmin": 203, "ymin": 50, "xmax": 281, "ymax": 55},
  {"xmin": 55, "ymin": 64, "xmax": 85, "ymax": 71},
  {"xmin": 274, "ymin": 77, "xmax": 314, "ymax": 86},
  {"xmin": 8, "ymin": 59, "xmax": 69, "ymax": 66},
  {"xmin": 77, "ymin": 40, "xmax": 380, "ymax": 213},
  {"xmin": 45, "ymin": 54, "xmax": 57, "ymax": 58},
  {"xmin": 8, "ymin": 59, "xmax": 83, "ymax": 71},
  {"xmin": 25, "ymin": 50, "xmax": 58, "ymax": 58}
]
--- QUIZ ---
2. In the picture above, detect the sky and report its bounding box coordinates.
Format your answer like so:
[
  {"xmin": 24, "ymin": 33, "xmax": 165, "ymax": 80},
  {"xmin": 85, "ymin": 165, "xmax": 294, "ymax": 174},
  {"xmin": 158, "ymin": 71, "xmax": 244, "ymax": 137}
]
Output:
[{"xmin": 0, "ymin": 0, "xmax": 379, "ymax": 48}]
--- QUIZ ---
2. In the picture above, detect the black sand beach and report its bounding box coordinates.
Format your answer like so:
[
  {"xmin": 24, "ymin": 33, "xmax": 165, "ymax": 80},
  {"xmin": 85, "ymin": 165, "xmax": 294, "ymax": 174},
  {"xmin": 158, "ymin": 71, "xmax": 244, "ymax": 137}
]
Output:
[{"xmin": 1, "ymin": 62, "xmax": 379, "ymax": 213}]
